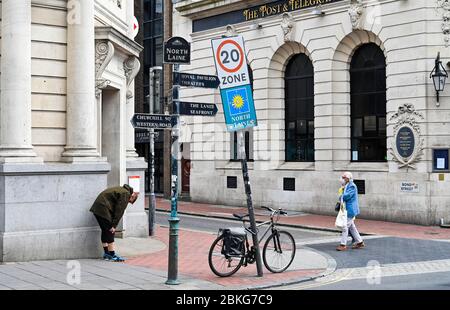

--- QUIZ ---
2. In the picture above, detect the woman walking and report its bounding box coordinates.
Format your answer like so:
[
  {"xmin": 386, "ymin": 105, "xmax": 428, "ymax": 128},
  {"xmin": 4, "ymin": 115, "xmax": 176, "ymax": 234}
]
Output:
[{"xmin": 336, "ymin": 172, "xmax": 365, "ymax": 251}]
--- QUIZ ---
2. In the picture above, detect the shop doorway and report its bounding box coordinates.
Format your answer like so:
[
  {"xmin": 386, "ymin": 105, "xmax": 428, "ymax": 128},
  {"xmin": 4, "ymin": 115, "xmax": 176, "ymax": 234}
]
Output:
[
  {"xmin": 181, "ymin": 158, "xmax": 191, "ymax": 193},
  {"xmin": 101, "ymin": 89, "xmax": 121, "ymax": 187}
]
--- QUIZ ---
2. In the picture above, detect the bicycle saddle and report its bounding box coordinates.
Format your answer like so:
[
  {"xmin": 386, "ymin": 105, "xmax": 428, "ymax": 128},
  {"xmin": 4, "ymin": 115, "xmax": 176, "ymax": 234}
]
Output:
[
  {"xmin": 226, "ymin": 227, "xmax": 247, "ymax": 236},
  {"xmin": 233, "ymin": 213, "xmax": 249, "ymax": 220}
]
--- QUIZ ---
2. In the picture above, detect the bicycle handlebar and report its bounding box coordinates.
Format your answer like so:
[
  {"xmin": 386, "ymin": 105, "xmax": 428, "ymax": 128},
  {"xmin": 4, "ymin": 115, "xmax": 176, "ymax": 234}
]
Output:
[{"xmin": 260, "ymin": 206, "xmax": 288, "ymax": 216}]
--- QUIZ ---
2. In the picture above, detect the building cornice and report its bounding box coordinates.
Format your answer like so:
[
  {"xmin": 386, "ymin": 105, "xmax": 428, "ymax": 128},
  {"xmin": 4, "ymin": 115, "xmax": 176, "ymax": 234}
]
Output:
[
  {"xmin": 95, "ymin": 26, "xmax": 143, "ymax": 57},
  {"xmin": 189, "ymin": 0, "xmax": 349, "ymax": 41},
  {"xmin": 175, "ymin": 0, "xmax": 267, "ymax": 18},
  {"xmin": 31, "ymin": 0, "xmax": 67, "ymax": 10}
]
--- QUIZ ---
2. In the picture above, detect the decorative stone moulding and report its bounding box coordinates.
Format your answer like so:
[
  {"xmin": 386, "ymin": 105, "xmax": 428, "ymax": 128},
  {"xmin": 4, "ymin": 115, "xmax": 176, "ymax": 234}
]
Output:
[
  {"xmin": 124, "ymin": 56, "xmax": 141, "ymax": 99},
  {"xmin": 348, "ymin": 0, "xmax": 364, "ymax": 30},
  {"xmin": 281, "ymin": 12, "xmax": 294, "ymax": 42},
  {"xmin": 95, "ymin": 40, "xmax": 115, "ymax": 98},
  {"xmin": 389, "ymin": 104, "xmax": 425, "ymax": 170},
  {"xmin": 436, "ymin": 0, "xmax": 450, "ymax": 46}
]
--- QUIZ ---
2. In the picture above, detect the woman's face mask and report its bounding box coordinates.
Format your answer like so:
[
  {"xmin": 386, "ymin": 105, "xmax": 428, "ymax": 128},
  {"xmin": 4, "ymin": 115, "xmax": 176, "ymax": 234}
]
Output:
[{"xmin": 339, "ymin": 178, "xmax": 346, "ymax": 186}]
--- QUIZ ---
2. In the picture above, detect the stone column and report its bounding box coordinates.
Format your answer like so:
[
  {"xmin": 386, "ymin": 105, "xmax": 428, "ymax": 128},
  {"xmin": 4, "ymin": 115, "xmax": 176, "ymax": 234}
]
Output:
[
  {"xmin": 124, "ymin": 56, "xmax": 141, "ymax": 158},
  {"xmin": 62, "ymin": 0, "xmax": 99, "ymax": 161},
  {"xmin": 0, "ymin": 0, "xmax": 39, "ymax": 161}
]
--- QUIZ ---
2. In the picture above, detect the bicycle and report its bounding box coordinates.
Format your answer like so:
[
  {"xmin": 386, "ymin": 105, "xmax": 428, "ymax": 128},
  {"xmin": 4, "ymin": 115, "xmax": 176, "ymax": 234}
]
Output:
[{"xmin": 208, "ymin": 206, "xmax": 296, "ymax": 277}]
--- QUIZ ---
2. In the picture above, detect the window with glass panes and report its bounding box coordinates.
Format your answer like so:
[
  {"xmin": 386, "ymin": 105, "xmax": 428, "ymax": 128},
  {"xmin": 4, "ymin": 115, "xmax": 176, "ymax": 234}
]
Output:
[
  {"xmin": 350, "ymin": 43, "xmax": 387, "ymax": 162},
  {"xmin": 143, "ymin": 0, "xmax": 163, "ymax": 113},
  {"xmin": 285, "ymin": 54, "xmax": 314, "ymax": 162},
  {"xmin": 231, "ymin": 130, "xmax": 253, "ymax": 161}
]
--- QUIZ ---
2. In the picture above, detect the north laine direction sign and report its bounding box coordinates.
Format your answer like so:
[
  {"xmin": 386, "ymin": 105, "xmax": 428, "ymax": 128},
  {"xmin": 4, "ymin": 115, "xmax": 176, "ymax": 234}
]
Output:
[
  {"xmin": 178, "ymin": 102, "xmax": 218, "ymax": 116},
  {"xmin": 164, "ymin": 36, "xmax": 191, "ymax": 64},
  {"xmin": 131, "ymin": 113, "xmax": 174, "ymax": 130},
  {"xmin": 173, "ymin": 72, "xmax": 220, "ymax": 89}
]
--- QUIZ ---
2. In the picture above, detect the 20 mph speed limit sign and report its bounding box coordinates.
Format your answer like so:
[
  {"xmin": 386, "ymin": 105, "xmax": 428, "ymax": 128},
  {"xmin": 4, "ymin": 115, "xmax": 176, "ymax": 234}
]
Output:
[
  {"xmin": 212, "ymin": 35, "xmax": 257, "ymax": 132},
  {"xmin": 211, "ymin": 35, "xmax": 250, "ymax": 90}
]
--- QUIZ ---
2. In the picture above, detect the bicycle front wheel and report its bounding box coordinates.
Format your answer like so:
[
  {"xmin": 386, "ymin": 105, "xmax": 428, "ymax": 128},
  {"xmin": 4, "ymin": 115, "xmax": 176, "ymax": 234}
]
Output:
[
  {"xmin": 263, "ymin": 230, "xmax": 296, "ymax": 273},
  {"xmin": 208, "ymin": 234, "xmax": 244, "ymax": 277}
]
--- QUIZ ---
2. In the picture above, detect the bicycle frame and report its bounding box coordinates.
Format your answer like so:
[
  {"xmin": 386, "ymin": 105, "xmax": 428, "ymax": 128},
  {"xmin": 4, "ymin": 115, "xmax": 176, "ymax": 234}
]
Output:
[
  {"xmin": 209, "ymin": 207, "xmax": 294, "ymax": 276},
  {"xmin": 241, "ymin": 209, "xmax": 283, "ymax": 248}
]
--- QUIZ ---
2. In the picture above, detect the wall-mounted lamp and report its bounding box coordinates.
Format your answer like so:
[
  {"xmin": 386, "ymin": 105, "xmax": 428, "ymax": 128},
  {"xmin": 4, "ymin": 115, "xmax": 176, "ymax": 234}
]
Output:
[
  {"xmin": 249, "ymin": 23, "xmax": 262, "ymax": 30},
  {"xmin": 430, "ymin": 52, "xmax": 448, "ymax": 106},
  {"xmin": 312, "ymin": 5, "xmax": 325, "ymax": 16}
]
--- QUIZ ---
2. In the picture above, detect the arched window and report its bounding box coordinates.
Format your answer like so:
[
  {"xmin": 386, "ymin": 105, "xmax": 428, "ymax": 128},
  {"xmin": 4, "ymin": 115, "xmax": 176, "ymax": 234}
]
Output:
[
  {"xmin": 350, "ymin": 43, "xmax": 386, "ymax": 162},
  {"xmin": 285, "ymin": 54, "xmax": 314, "ymax": 162}
]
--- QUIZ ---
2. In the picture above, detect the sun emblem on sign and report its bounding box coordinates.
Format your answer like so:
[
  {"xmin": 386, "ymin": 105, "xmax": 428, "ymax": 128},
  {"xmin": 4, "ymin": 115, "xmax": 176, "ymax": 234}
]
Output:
[{"xmin": 232, "ymin": 95, "xmax": 245, "ymax": 109}]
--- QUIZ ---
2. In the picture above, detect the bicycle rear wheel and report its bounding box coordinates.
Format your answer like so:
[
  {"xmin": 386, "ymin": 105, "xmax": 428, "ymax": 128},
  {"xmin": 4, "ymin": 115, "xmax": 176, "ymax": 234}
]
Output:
[
  {"xmin": 263, "ymin": 230, "xmax": 296, "ymax": 273},
  {"xmin": 208, "ymin": 234, "xmax": 244, "ymax": 277}
]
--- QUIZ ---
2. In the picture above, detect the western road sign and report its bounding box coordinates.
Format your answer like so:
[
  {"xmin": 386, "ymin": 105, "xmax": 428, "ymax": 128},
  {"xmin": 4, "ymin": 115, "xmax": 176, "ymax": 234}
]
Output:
[
  {"xmin": 131, "ymin": 113, "xmax": 174, "ymax": 130},
  {"xmin": 173, "ymin": 72, "xmax": 220, "ymax": 89},
  {"xmin": 178, "ymin": 102, "xmax": 218, "ymax": 116}
]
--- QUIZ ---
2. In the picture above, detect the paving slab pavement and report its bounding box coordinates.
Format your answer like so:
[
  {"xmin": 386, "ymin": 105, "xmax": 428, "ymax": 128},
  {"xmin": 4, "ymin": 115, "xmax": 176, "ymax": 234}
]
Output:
[
  {"xmin": 153, "ymin": 198, "xmax": 450, "ymax": 240},
  {"xmin": 0, "ymin": 225, "xmax": 334, "ymax": 290},
  {"xmin": 126, "ymin": 226, "xmax": 334, "ymax": 290}
]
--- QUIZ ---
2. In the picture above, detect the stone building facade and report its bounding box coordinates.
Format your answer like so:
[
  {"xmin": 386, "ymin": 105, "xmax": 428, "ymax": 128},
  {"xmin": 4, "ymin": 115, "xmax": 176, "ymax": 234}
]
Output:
[
  {"xmin": 0, "ymin": 0, "xmax": 147, "ymax": 262},
  {"xmin": 172, "ymin": 0, "xmax": 450, "ymax": 226}
]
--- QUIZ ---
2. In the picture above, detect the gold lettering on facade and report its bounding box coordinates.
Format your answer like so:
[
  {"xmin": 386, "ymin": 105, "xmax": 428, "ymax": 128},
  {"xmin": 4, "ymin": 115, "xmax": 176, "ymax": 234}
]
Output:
[{"xmin": 243, "ymin": 0, "xmax": 338, "ymax": 22}]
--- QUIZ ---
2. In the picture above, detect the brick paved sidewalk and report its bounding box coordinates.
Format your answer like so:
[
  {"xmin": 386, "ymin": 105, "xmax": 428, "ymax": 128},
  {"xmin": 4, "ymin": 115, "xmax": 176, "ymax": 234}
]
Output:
[
  {"xmin": 153, "ymin": 198, "xmax": 450, "ymax": 240},
  {"xmin": 126, "ymin": 226, "xmax": 330, "ymax": 289}
]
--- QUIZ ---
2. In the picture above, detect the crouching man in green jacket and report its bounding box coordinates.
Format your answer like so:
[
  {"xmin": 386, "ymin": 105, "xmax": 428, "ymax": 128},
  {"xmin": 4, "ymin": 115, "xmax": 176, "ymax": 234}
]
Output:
[{"xmin": 90, "ymin": 184, "xmax": 139, "ymax": 262}]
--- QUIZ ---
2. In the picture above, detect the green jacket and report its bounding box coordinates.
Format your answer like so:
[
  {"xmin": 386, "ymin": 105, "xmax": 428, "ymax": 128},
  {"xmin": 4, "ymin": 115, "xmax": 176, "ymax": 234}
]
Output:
[{"xmin": 90, "ymin": 185, "xmax": 133, "ymax": 228}]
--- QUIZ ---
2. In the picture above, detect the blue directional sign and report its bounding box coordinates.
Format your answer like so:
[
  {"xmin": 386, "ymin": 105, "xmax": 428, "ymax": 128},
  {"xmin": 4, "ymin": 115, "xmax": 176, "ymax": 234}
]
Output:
[{"xmin": 220, "ymin": 84, "xmax": 257, "ymax": 131}]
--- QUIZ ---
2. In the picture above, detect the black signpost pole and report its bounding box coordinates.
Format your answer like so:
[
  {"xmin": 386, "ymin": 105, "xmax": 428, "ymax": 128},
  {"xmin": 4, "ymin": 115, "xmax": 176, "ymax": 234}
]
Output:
[
  {"xmin": 237, "ymin": 130, "xmax": 264, "ymax": 277},
  {"xmin": 166, "ymin": 63, "xmax": 180, "ymax": 285},
  {"xmin": 148, "ymin": 70, "xmax": 154, "ymax": 236},
  {"xmin": 148, "ymin": 66, "xmax": 162, "ymax": 236}
]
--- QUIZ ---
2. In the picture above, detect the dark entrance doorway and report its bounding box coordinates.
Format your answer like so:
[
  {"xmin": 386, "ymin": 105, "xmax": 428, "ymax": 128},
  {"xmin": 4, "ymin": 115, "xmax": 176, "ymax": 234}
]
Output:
[
  {"xmin": 136, "ymin": 130, "xmax": 164, "ymax": 194},
  {"xmin": 181, "ymin": 158, "xmax": 191, "ymax": 193},
  {"xmin": 154, "ymin": 140, "xmax": 164, "ymax": 193}
]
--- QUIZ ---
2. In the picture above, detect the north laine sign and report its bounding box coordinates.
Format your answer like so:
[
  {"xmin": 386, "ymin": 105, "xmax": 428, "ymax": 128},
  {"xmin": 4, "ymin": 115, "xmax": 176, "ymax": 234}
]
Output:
[
  {"xmin": 164, "ymin": 36, "xmax": 191, "ymax": 64},
  {"xmin": 193, "ymin": 0, "xmax": 344, "ymax": 32}
]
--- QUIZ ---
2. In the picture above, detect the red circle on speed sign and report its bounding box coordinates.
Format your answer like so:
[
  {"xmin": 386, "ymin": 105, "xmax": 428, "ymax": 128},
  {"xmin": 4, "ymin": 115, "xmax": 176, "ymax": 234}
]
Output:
[{"xmin": 216, "ymin": 39, "xmax": 245, "ymax": 73}]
